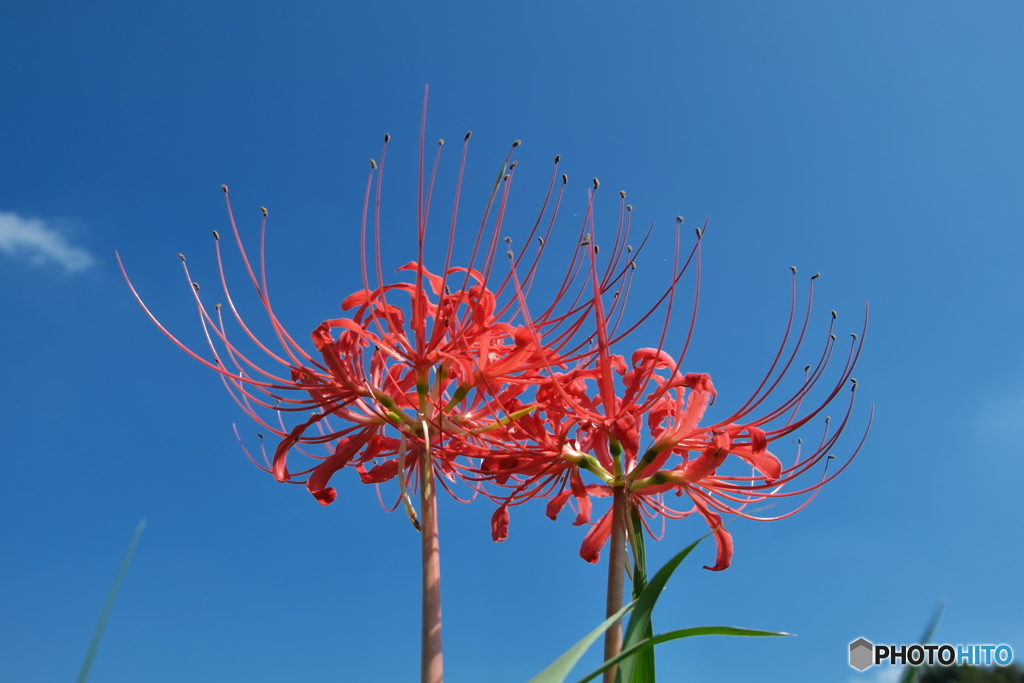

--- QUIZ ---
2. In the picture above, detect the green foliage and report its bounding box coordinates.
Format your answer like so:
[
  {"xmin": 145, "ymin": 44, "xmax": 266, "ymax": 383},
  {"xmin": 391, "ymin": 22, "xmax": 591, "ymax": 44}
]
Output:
[
  {"xmin": 627, "ymin": 507, "xmax": 655, "ymax": 683},
  {"xmin": 577, "ymin": 626, "xmax": 791, "ymax": 683},
  {"xmin": 529, "ymin": 532, "xmax": 790, "ymax": 683},
  {"xmin": 612, "ymin": 535, "xmax": 706, "ymax": 683},
  {"xmin": 527, "ymin": 602, "xmax": 637, "ymax": 683},
  {"xmin": 918, "ymin": 664, "xmax": 1024, "ymax": 683}
]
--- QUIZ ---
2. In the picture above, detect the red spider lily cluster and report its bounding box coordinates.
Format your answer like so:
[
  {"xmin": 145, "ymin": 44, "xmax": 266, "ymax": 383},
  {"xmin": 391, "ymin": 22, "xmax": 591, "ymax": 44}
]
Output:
[{"xmin": 120, "ymin": 112, "xmax": 868, "ymax": 574}]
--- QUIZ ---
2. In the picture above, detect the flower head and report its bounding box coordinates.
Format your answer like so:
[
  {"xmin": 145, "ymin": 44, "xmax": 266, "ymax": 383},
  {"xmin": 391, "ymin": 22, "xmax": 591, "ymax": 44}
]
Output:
[
  {"xmin": 118, "ymin": 110, "xmax": 575, "ymax": 519},
  {"xmin": 474, "ymin": 185, "xmax": 870, "ymax": 570},
  {"xmin": 119, "ymin": 100, "xmax": 867, "ymax": 574}
]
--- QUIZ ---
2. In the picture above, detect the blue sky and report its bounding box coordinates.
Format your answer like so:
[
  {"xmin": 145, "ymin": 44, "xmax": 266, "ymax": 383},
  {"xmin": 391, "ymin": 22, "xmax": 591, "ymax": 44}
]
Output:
[{"xmin": 2, "ymin": 2, "xmax": 1022, "ymax": 682}]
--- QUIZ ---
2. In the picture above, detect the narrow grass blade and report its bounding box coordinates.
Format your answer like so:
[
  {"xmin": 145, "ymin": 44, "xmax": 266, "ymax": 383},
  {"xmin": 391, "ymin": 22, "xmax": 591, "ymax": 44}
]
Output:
[
  {"xmin": 77, "ymin": 519, "xmax": 146, "ymax": 683},
  {"xmin": 575, "ymin": 626, "xmax": 793, "ymax": 683},
  {"xmin": 528, "ymin": 601, "xmax": 637, "ymax": 683},
  {"xmin": 898, "ymin": 600, "xmax": 945, "ymax": 683}
]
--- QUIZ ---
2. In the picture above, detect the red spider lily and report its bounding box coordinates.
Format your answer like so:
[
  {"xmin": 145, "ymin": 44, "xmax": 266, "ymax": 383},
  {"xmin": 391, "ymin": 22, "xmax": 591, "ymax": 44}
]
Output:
[
  {"xmin": 117, "ymin": 89, "xmax": 868, "ymax": 683},
  {"xmin": 476, "ymin": 179, "xmax": 870, "ymax": 572},
  {"xmin": 118, "ymin": 91, "xmax": 616, "ymax": 683},
  {"xmin": 117, "ymin": 124, "xmax": 572, "ymax": 515}
]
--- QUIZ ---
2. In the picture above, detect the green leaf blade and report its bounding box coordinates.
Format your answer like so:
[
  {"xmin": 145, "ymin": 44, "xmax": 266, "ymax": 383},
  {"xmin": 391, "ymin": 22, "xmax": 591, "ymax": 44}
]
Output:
[
  {"xmin": 528, "ymin": 601, "xmax": 636, "ymax": 683},
  {"xmin": 577, "ymin": 626, "xmax": 792, "ymax": 683},
  {"xmin": 614, "ymin": 534, "xmax": 708, "ymax": 683}
]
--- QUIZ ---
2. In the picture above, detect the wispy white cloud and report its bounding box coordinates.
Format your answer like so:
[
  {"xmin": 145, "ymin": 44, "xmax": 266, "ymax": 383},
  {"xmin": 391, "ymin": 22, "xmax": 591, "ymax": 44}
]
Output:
[{"xmin": 0, "ymin": 211, "xmax": 95, "ymax": 273}]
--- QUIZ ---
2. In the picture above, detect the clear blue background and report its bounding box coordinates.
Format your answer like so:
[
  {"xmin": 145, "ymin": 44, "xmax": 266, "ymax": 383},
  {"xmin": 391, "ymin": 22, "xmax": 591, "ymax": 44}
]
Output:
[{"xmin": 1, "ymin": 2, "xmax": 1021, "ymax": 682}]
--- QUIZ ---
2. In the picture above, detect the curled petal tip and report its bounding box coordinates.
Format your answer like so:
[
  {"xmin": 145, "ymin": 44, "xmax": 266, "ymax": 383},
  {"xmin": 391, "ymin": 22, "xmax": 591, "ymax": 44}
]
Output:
[
  {"xmin": 491, "ymin": 505, "xmax": 510, "ymax": 542},
  {"xmin": 311, "ymin": 487, "xmax": 338, "ymax": 506}
]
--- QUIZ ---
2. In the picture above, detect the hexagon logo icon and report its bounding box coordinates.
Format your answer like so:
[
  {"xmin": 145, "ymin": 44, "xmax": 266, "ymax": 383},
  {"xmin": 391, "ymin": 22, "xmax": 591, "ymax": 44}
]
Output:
[{"xmin": 849, "ymin": 638, "xmax": 874, "ymax": 671}]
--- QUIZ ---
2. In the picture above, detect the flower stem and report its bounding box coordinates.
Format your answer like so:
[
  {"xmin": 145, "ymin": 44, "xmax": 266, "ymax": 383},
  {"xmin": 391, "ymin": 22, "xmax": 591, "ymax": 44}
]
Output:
[
  {"xmin": 420, "ymin": 447, "xmax": 443, "ymax": 683},
  {"xmin": 603, "ymin": 487, "xmax": 627, "ymax": 683}
]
